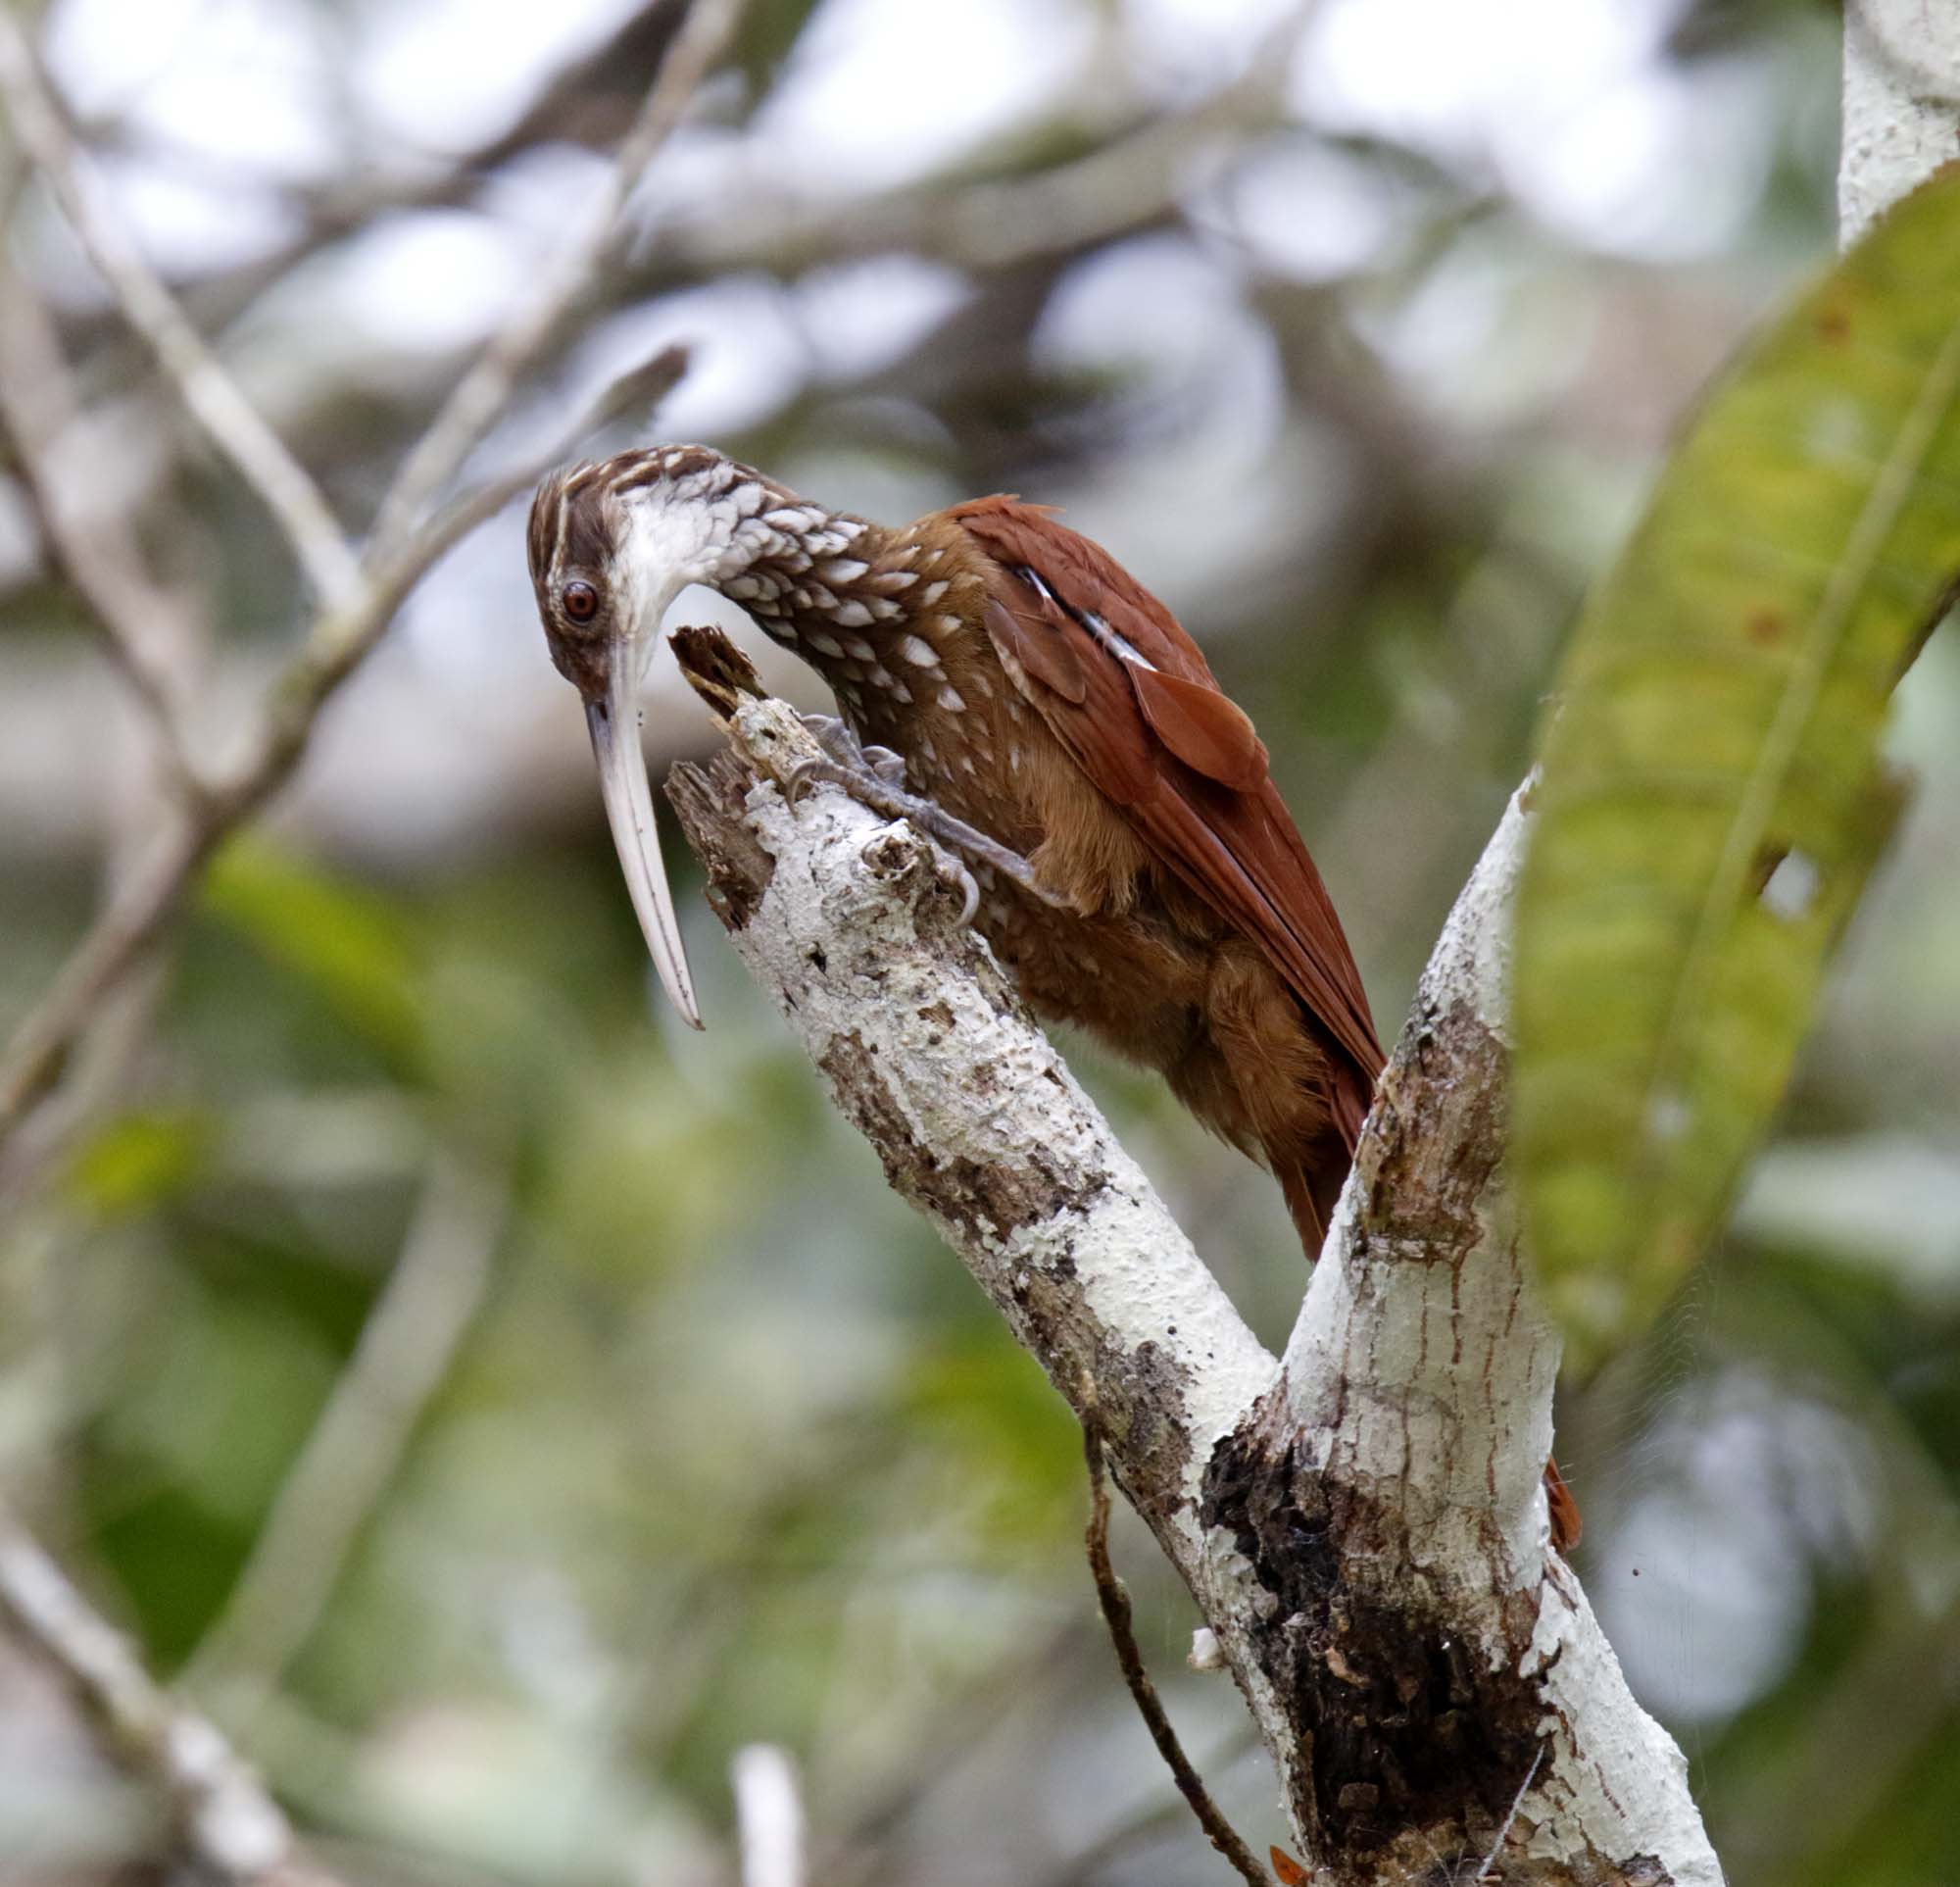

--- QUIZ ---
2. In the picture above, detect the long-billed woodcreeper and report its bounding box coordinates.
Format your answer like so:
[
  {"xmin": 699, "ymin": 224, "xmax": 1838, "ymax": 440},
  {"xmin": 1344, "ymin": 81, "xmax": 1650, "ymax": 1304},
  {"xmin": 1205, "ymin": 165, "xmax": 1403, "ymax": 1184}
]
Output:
[
  {"xmin": 527, "ymin": 443, "xmax": 1384, "ymax": 1245},
  {"xmin": 527, "ymin": 445, "xmax": 1584, "ymax": 1548}
]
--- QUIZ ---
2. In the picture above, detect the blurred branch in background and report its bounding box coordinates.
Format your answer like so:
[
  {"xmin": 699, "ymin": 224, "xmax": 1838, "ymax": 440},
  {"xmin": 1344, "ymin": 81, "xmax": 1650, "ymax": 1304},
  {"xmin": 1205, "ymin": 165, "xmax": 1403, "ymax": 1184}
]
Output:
[
  {"xmin": 1079, "ymin": 1423, "xmax": 1269, "ymax": 1887},
  {"xmin": 183, "ymin": 1150, "xmax": 508, "ymax": 1719},
  {"xmin": 0, "ymin": 0, "xmax": 737, "ymax": 1156},
  {"xmin": 0, "ymin": 16, "xmax": 362, "ymax": 611},
  {"xmin": 731, "ymin": 1743, "xmax": 808, "ymax": 1887},
  {"xmin": 0, "ymin": 231, "xmax": 204, "ymax": 781},
  {"xmin": 0, "ymin": 2, "xmax": 740, "ymax": 1877},
  {"xmin": 0, "ymin": 1503, "xmax": 345, "ymax": 1887},
  {"xmin": 368, "ymin": 0, "xmax": 746, "ymax": 557}
]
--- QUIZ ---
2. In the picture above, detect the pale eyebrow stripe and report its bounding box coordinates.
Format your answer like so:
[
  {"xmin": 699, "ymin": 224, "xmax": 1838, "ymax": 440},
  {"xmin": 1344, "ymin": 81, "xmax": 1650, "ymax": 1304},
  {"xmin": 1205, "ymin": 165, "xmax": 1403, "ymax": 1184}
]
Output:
[{"xmin": 549, "ymin": 482, "xmax": 571, "ymax": 585}]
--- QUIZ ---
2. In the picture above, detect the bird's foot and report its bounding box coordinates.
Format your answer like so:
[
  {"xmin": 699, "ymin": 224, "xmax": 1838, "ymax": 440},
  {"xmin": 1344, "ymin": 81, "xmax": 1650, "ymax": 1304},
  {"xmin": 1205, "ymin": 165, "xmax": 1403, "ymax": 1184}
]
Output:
[
  {"xmin": 782, "ymin": 749, "xmax": 1066, "ymax": 921},
  {"xmin": 799, "ymin": 714, "xmax": 906, "ymax": 787}
]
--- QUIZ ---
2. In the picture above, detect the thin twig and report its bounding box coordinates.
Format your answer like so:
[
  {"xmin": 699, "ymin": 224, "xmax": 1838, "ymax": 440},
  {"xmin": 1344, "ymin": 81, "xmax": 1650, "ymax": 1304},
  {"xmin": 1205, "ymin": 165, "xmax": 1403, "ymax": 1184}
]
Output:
[
  {"xmin": 367, "ymin": 0, "xmax": 748, "ymax": 558},
  {"xmin": 731, "ymin": 1744, "xmax": 808, "ymax": 1887},
  {"xmin": 184, "ymin": 1151, "xmax": 507, "ymax": 1713},
  {"xmin": 0, "ymin": 14, "xmax": 361, "ymax": 607},
  {"xmin": 0, "ymin": 1500, "xmax": 344, "ymax": 1887},
  {"xmin": 1474, "ymin": 1746, "xmax": 1544, "ymax": 1882},
  {"xmin": 1081, "ymin": 1420, "xmax": 1272, "ymax": 1887}
]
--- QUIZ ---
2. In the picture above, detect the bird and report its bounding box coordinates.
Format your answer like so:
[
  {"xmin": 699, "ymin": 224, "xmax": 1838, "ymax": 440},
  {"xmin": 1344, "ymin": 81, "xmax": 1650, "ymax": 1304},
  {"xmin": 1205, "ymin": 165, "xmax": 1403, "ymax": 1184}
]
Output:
[
  {"xmin": 527, "ymin": 443, "xmax": 1584, "ymax": 1552},
  {"xmin": 527, "ymin": 442, "xmax": 1384, "ymax": 1250}
]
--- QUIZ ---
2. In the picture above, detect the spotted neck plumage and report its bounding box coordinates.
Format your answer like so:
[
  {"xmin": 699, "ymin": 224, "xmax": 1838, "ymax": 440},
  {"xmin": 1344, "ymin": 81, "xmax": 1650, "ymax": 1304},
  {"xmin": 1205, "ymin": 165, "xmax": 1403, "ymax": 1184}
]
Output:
[{"xmin": 725, "ymin": 512, "xmax": 990, "ymax": 720}]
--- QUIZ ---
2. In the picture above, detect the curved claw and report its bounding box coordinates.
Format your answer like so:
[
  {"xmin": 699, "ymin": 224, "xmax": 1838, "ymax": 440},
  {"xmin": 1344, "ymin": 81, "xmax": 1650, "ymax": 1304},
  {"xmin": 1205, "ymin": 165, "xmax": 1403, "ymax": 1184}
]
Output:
[
  {"xmin": 784, "ymin": 758, "xmax": 824, "ymax": 808},
  {"xmin": 944, "ymin": 861, "xmax": 980, "ymax": 927},
  {"xmin": 779, "ymin": 746, "xmax": 1058, "ymax": 929}
]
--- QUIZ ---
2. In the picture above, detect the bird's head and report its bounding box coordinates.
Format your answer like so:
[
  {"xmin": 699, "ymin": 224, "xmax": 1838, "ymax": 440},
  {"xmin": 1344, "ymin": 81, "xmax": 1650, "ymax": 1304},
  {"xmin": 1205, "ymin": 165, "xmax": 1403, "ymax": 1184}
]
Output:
[{"xmin": 526, "ymin": 443, "xmax": 854, "ymax": 1027}]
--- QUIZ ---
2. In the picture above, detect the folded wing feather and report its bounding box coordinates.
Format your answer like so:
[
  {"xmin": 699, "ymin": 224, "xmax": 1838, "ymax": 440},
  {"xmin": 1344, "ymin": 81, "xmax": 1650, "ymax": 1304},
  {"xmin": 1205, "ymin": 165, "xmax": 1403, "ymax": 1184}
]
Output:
[{"xmin": 951, "ymin": 495, "xmax": 1384, "ymax": 1141}]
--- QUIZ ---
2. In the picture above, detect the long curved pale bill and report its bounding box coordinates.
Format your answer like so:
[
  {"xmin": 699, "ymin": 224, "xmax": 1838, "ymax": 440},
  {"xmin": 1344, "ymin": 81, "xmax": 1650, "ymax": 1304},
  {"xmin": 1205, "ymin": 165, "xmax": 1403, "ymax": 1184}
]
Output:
[{"xmin": 586, "ymin": 670, "xmax": 704, "ymax": 1029}]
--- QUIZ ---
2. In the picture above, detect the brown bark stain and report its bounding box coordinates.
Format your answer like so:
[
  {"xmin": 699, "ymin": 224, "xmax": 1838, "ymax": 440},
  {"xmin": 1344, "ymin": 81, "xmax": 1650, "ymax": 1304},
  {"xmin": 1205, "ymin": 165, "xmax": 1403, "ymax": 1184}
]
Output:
[
  {"xmin": 1201, "ymin": 1416, "xmax": 1674, "ymax": 1886},
  {"xmin": 1350, "ymin": 997, "xmax": 1507, "ymax": 1261}
]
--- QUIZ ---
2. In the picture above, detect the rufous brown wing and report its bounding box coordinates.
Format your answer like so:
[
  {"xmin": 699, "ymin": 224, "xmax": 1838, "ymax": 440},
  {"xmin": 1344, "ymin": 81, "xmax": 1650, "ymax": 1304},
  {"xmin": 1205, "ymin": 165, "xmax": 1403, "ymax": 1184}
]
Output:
[{"xmin": 949, "ymin": 495, "xmax": 1384, "ymax": 1154}]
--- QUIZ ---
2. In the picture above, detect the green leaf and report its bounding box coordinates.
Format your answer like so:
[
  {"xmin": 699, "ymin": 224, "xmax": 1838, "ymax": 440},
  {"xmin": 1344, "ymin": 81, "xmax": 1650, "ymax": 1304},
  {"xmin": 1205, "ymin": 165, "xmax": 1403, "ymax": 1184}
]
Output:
[
  {"xmin": 69, "ymin": 1108, "xmax": 214, "ymax": 1214},
  {"xmin": 1513, "ymin": 169, "xmax": 1960, "ymax": 1370},
  {"xmin": 201, "ymin": 836, "xmax": 423, "ymax": 1065}
]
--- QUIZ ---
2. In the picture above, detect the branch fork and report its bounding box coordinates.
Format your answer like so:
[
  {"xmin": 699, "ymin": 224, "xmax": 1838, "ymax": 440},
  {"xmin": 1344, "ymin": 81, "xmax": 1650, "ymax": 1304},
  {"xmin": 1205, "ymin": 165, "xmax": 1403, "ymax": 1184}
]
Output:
[{"xmin": 663, "ymin": 625, "xmax": 1721, "ymax": 1887}]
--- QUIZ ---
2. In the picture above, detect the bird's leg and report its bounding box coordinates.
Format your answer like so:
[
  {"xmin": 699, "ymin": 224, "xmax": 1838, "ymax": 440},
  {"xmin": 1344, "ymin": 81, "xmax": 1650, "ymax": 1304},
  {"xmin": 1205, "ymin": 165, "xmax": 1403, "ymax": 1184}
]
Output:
[{"xmin": 786, "ymin": 727, "xmax": 1068, "ymax": 919}]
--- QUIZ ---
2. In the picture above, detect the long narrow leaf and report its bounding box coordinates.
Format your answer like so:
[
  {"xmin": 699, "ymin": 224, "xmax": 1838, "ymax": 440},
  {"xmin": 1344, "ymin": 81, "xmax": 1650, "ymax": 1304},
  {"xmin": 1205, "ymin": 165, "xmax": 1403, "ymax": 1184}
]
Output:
[{"xmin": 1514, "ymin": 171, "xmax": 1960, "ymax": 1367}]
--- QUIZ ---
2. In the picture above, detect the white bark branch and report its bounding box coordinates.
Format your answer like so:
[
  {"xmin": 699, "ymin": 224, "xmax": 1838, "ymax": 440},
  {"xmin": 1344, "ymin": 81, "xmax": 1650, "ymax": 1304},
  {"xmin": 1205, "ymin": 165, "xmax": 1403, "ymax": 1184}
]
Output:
[
  {"xmin": 1839, "ymin": 0, "xmax": 1960, "ymax": 245},
  {"xmin": 662, "ymin": 655, "xmax": 1720, "ymax": 1886},
  {"xmin": 665, "ymin": 694, "xmax": 1277, "ymax": 1564},
  {"xmin": 1264, "ymin": 789, "xmax": 1716, "ymax": 1877}
]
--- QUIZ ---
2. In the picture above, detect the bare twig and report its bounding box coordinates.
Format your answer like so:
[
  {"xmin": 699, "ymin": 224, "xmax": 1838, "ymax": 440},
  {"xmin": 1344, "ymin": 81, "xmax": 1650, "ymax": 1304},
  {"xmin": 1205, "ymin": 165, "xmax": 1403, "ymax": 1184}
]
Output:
[
  {"xmin": 0, "ymin": 1501, "xmax": 344, "ymax": 1887},
  {"xmin": 368, "ymin": 0, "xmax": 748, "ymax": 557},
  {"xmin": 184, "ymin": 1152, "xmax": 508, "ymax": 1714},
  {"xmin": 1082, "ymin": 1422, "xmax": 1272, "ymax": 1887},
  {"xmin": 732, "ymin": 1744, "xmax": 808, "ymax": 1887},
  {"xmin": 0, "ymin": 14, "xmax": 361, "ymax": 606},
  {"xmin": 1474, "ymin": 1747, "xmax": 1544, "ymax": 1883},
  {"xmin": 0, "ymin": 223, "xmax": 205, "ymax": 786}
]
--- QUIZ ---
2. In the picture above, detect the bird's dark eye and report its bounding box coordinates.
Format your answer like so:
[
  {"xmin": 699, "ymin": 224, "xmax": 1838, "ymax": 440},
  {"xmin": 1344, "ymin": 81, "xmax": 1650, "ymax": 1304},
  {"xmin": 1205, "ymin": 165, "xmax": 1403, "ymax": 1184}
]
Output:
[{"xmin": 561, "ymin": 580, "xmax": 600, "ymax": 623}]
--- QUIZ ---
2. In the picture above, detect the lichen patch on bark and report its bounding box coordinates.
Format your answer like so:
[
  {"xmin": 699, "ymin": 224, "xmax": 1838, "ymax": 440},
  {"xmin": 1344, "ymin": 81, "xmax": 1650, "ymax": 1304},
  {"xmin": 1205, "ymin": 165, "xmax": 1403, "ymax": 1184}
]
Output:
[{"xmin": 811, "ymin": 1026, "xmax": 1088, "ymax": 1239}]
